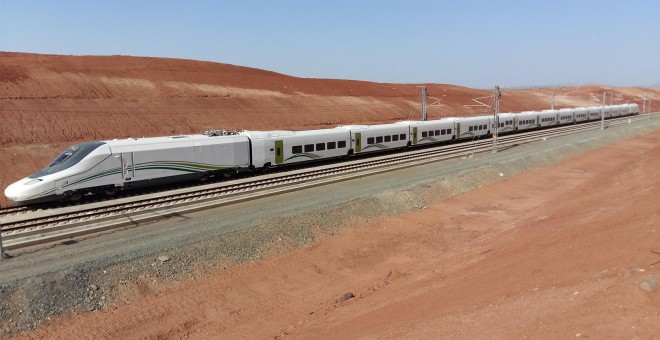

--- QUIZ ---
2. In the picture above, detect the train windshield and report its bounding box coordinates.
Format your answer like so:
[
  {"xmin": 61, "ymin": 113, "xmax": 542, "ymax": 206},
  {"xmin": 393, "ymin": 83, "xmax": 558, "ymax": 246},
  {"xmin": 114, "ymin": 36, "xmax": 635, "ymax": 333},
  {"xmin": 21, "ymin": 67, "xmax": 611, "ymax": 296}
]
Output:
[{"xmin": 29, "ymin": 142, "xmax": 106, "ymax": 178}]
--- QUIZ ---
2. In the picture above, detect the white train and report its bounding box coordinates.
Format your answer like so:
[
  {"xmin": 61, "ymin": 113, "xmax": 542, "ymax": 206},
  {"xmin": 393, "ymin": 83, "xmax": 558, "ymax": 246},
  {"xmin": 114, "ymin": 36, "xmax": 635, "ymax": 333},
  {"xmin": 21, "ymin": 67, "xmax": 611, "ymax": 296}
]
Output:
[{"xmin": 4, "ymin": 103, "xmax": 639, "ymax": 205}]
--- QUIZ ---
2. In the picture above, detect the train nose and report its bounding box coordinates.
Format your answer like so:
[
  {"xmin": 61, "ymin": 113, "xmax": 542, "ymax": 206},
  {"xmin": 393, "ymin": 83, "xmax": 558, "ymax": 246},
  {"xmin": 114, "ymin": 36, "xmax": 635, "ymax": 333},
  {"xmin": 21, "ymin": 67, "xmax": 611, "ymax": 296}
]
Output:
[
  {"xmin": 4, "ymin": 178, "xmax": 42, "ymax": 205},
  {"xmin": 4, "ymin": 182, "xmax": 22, "ymax": 204}
]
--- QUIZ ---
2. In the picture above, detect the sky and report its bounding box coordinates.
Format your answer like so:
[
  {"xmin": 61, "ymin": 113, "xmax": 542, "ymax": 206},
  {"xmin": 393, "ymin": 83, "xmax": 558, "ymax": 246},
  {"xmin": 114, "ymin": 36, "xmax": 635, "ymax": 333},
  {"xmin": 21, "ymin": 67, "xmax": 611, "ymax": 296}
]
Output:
[{"xmin": 1, "ymin": 0, "xmax": 658, "ymax": 89}]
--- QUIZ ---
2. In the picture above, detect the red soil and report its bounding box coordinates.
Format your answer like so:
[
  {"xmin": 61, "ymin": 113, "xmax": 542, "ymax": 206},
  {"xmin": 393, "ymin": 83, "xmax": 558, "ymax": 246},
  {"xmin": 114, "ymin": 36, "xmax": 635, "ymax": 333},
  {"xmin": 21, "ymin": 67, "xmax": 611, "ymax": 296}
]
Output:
[{"xmin": 1, "ymin": 52, "xmax": 658, "ymax": 206}]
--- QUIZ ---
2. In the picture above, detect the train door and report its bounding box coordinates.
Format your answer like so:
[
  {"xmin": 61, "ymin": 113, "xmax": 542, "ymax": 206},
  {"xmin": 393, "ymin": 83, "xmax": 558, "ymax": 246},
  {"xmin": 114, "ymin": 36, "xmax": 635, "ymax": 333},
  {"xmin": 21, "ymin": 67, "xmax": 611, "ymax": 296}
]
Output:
[
  {"xmin": 355, "ymin": 132, "xmax": 362, "ymax": 153},
  {"xmin": 121, "ymin": 152, "xmax": 135, "ymax": 180},
  {"xmin": 513, "ymin": 117, "xmax": 518, "ymax": 130},
  {"xmin": 275, "ymin": 140, "xmax": 283, "ymax": 165},
  {"xmin": 456, "ymin": 122, "xmax": 462, "ymax": 137},
  {"xmin": 412, "ymin": 127, "xmax": 418, "ymax": 145}
]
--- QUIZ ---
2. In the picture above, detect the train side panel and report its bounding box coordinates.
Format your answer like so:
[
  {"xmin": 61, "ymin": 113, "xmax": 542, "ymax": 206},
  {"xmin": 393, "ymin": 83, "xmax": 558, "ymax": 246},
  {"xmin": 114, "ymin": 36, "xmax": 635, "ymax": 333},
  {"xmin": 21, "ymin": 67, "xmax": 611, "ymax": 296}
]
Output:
[
  {"xmin": 339, "ymin": 124, "xmax": 410, "ymax": 154},
  {"xmin": 244, "ymin": 129, "xmax": 350, "ymax": 168},
  {"xmin": 399, "ymin": 119, "xmax": 456, "ymax": 145},
  {"xmin": 574, "ymin": 108, "xmax": 589, "ymax": 123},
  {"xmin": 495, "ymin": 113, "xmax": 516, "ymax": 134},
  {"xmin": 516, "ymin": 111, "xmax": 538, "ymax": 131},
  {"xmin": 557, "ymin": 108, "xmax": 576, "ymax": 125},
  {"xmin": 455, "ymin": 116, "xmax": 492, "ymax": 139},
  {"xmin": 538, "ymin": 110, "xmax": 559, "ymax": 128}
]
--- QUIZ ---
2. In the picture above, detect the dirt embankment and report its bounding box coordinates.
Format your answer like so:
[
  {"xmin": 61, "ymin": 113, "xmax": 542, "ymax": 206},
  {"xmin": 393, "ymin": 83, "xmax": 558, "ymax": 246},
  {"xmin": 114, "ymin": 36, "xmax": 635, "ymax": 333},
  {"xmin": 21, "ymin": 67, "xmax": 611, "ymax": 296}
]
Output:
[{"xmin": 0, "ymin": 51, "xmax": 658, "ymax": 205}]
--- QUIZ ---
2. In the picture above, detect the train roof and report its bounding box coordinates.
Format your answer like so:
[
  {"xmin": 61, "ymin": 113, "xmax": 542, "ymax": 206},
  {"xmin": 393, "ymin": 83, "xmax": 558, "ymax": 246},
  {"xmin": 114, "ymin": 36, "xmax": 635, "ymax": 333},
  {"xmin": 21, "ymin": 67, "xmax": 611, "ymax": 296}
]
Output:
[
  {"xmin": 396, "ymin": 118, "xmax": 458, "ymax": 125},
  {"xmin": 241, "ymin": 128, "xmax": 348, "ymax": 139},
  {"xmin": 103, "ymin": 134, "xmax": 248, "ymax": 147},
  {"xmin": 336, "ymin": 122, "xmax": 408, "ymax": 130}
]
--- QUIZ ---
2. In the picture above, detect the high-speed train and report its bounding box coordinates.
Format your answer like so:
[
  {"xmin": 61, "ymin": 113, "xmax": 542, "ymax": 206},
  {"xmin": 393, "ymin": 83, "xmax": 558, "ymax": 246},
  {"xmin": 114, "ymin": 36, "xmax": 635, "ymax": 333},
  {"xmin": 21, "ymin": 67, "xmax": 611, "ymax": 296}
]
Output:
[{"xmin": 4, "ymin": 103, "xmax": 639, "ymax": 205}]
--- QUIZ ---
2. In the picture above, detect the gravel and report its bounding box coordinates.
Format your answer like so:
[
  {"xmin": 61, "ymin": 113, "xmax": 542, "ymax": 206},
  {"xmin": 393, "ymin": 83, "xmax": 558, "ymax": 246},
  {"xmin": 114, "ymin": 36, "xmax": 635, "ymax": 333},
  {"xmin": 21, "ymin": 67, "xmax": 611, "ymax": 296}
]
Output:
[{"xmin": 1, "ymin": 118, "xmax": 659, "ymax": 337}]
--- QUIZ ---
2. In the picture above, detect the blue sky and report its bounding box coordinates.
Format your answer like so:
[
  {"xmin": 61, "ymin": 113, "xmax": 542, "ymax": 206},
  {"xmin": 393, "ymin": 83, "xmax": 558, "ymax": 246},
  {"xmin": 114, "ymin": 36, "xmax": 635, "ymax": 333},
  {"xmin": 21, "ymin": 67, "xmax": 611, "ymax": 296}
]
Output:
[{"xmin": 1, "ymin": 1, "xmax": 658, "ymax": 88}]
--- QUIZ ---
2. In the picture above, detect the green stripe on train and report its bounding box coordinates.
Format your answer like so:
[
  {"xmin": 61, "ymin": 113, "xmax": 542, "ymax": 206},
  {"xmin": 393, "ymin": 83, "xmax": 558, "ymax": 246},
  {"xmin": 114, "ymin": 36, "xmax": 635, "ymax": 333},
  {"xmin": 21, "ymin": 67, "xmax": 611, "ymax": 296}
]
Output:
[
  {"xmin": 284, "ymin": 153, "xmax": 322, "ymax": 162},
  {"xmin": 361, "ymin": 144, "xmax": 388, "ymax": 151}
]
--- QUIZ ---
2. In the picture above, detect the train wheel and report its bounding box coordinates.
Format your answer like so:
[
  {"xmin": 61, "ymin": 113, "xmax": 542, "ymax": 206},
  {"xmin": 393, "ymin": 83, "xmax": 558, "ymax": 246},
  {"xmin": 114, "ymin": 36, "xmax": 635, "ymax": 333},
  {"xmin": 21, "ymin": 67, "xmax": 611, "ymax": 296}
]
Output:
[
  {"xmin": 68, "ymin": 191, "xmax": 83, "ymax": 202},
  {"xmin": 103, "ymin": 188, "xmax": 117, "ymax": 197}
]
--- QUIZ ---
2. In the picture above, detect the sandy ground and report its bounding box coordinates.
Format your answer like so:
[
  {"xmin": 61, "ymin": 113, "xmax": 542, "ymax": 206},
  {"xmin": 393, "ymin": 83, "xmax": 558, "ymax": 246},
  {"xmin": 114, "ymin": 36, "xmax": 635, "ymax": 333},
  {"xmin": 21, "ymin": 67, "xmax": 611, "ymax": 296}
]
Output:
[
  {"xmin": 13, "ymin": 125, "xmax": 660, "ymax": 339},
  {"xmin": 1, "ymin": 52, "xmax": 659, "ymax": 206}
]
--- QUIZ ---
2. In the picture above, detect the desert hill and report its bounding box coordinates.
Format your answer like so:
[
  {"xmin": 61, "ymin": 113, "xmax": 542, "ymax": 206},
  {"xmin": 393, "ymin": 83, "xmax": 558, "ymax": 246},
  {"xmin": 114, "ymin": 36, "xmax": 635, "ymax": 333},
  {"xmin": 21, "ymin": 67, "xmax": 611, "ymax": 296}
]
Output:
[{"xmin": 0, "ymin": 52, "xmax": 658, "ymax": 204}]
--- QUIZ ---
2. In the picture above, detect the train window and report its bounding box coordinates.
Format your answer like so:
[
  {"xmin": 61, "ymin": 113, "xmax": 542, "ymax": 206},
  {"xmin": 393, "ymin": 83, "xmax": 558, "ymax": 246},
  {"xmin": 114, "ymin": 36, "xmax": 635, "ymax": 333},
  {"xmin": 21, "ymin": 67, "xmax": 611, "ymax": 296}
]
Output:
[
  {"xmin": 400, "ymin": 134, "xmax": 406, "ymax": 140},
  {"xmin": 447, "ymin": 129, "xmax": 452, "ymax": 134},
  {"xmin": 440, "ymin": 129, "xmax": 445, "ymax": 135},
  {"xmin": 392, "ymin": 134, "xmax": 399, "ymax": 141},
  {"xmin": 316, "ymin": 143, "xmax": 325, "ymax": 151},
  {"xmin": 367, "ymin": 137, "xmax": 375, "ymax": 144},
  {"xmin": 31, "ymin": 141, "xmax": 107, "ymax": 178},
  {"xmin": 292, "ymin": 145, "xmax": 302, "ymax": 154},
  {"xmin": 384, "ymin": 135, "xmax": 391, "ymax": 142},
  {"xmin": 304, "ymin": 144, "xmax": 314, "ymax": 152},
  {"xmin": 327, "ymin": 141, "xmax": 336, "ymax": 150},
  {"xmin": 429, "ymin": 130, "xmax": 434, "ymax": 136},
  {"xmin": 435, "ymin": 130, "xmax": 440, "ymax": 135},
  {"xmin": 376, "ymin": 136, "xmax": 383, "ymax": 143},
  {"xmin": 422, "ymin": 131, "xmax": 428, "ymax": 137},
  {"xmin": 338, "ymin": 140, "xmax": 347, "ymax": 148}
]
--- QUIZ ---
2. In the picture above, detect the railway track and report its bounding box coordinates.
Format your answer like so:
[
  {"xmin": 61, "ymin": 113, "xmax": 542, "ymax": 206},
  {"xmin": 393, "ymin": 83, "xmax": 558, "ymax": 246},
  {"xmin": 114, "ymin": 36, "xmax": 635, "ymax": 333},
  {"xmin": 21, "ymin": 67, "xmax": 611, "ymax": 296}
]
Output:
[{"xmin": 1, "ymin": 113, "xmax": 657, "ymax": 251}]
